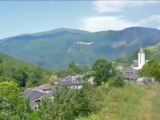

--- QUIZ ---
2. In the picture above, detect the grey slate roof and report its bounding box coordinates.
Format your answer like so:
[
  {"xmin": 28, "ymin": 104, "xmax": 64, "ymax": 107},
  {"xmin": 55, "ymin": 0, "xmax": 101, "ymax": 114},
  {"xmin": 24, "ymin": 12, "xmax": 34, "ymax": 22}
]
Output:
[
  {"xmin": 23, "ymin": 89, "xmax": 45, "ymax": 102},
  {"xmin": 123, "ymin": 69, "xmax": 138, "ymax": 80},
  {"xmin": 35, "ymin": 83, "xmax": 53, "ymax": 91},
  {"xmin": 132, "ymin": 60, "xmax": 138, "ymax": 67},
  {"xmin": 23, "ymin": 87, "xmax": 54, "ymax": 109},
  {"xmin": 57, "ymin": 76, "xmax": 82, "ymax": 86}
]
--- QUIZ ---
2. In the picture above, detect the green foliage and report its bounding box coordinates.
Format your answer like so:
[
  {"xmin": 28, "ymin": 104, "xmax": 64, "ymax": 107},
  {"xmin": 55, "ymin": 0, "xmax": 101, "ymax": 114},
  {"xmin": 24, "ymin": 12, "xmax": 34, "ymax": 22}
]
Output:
[
  {"xmin": 0, "ymin": 81, "xmax": 30, "ymax": 120},
  {"xmin": 115, "ymin": 50, "xmax": 138, "ymax": 64},
  {"xmin": 48, "ymin": 74, "xmax": 59, "ymax": 84},
  {"xmin": 109, "ymin": 76, "xmax": 125, "ymax": 88},
  {"xmin": 67, "ymin": 61, "xmax": 87, "ymax": 75},
  {"xmin": 92, "ymin": 58, "xmax": 115, "ymax": 86},
  {"xmin": 39, "ymin": 84, "xmax": 104, "ymax": 120},
  {"xmin": 0, "ymin": 76, "xmax": 18, "ymax": 83},
  {"xmin": 57, "ymin": 61, "xmax": 89, "ymax": 78},
  {"xmin": 140, "ymin": 57, "xmax": 160, "ymax": 81},
  {"xmin": 78, "ymin": 85, "xmax": 147, "ymax": 120},
  {"xmin": 151, "ymin": 84, "xmax": 160, "ymax": 120},
  {"xmin": 30, "ymin": 110, "xmax": 41, "ymax": 120},
  {"xmin": 0, "ymin": 53, "xmax": 53, "ymax": 87}
]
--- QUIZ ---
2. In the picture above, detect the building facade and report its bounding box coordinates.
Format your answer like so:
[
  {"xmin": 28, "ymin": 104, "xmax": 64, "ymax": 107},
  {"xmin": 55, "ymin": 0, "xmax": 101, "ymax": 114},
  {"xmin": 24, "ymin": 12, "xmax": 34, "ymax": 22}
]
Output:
[{"xmin": 132, "ymin": 48, "xmax": 146, "ymax": 70}]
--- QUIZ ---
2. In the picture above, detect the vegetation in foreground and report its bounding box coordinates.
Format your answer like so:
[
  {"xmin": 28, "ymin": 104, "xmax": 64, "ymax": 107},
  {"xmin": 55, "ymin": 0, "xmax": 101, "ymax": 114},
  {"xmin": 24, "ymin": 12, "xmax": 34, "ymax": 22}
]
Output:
[
  {"xmin": 140, "ymin": 57, "xmax": 160, "ymax": 81},
  {"xmin": 0, "ymin": 81, "xmax": 30, "ymax": 120},
  {"xmin": 1, "ymin": 79, "xmax": 160, "ymax": 120},
  {"xmin": 78, "ymin": 84, "xmax": 160, "ymax": 120},
  {"xmin": 151, "ymin": 84, "xmax": 160, "ymax": 120}
]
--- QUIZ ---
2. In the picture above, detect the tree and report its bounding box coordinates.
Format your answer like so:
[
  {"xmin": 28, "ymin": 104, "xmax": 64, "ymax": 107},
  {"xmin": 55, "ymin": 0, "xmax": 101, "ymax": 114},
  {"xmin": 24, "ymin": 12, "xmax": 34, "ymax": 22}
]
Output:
[
  {"xmin": 108, "ymin": 76, "xmax": 125, "ymax": 88},
  {"xmin": 48, "ymin": 74, "xmax": 59, "ymax": 84},
  {"xmin": 92, "ymin": 58, "xmax": 115, "ymax": 86},
  {"xmin": 39, "ymin": 87, "xmax": 75, "ymax": 120},
  {"xmin": 57, "ymin": 61, "xmax": 89, "ymax": 77},
  {"xmin": 140, "ymin": 57, "xmax": 160, "ymax": 81},
  {"xmin": 0, "ymin": 81, "xmax": 30, "ymax": 120},
  {"xmin": 39, "ymin": 84, "xmax": 101, "ymax": 120},
  {"xmin": 0, "ymin": 53, "xmax": 53, "ymax": 88},
  {"xmin": 68, "ymin": 61, "xmax": 88, "ymax": 75}
]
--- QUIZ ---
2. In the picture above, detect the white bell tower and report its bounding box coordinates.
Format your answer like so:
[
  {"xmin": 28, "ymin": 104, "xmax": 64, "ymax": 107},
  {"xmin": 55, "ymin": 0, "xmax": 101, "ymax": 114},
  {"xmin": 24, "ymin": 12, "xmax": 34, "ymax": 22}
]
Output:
[{"xmin": 138, "ymin": 48, "xmax": 145, "ymax": 69}]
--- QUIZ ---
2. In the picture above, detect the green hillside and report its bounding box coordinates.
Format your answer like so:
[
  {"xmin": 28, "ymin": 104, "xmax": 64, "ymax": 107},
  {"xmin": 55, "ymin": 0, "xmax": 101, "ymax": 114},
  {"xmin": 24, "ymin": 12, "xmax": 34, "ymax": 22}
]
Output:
[
  {"xmin": 115, "ymin": 45, "xmax": 160, "ymax": 64},
  {"xmin": 146, "ymin": 45, "xmax": 160, "ymax": 56},
  {"xmin": 0, "ymin": 53, "xmax": 52, "ymax": 87},
  {"xmin": 0, "ymin": 27, "xmax": 160, "ymax": 70}
]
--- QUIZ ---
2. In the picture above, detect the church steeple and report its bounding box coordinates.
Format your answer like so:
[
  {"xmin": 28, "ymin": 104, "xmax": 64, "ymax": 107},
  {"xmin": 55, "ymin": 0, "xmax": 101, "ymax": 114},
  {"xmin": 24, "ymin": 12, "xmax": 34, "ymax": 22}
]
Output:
[
  {"xmin": 139, "ymin": 48, "xmax": 144, "ymax": 53},
  {"xmin": 132, "ymin": 48, "xmax": 146, "ymax": 70},
  {"xmin": 138, "ymin": 48, "xmax": 145, "ymax": 69}
]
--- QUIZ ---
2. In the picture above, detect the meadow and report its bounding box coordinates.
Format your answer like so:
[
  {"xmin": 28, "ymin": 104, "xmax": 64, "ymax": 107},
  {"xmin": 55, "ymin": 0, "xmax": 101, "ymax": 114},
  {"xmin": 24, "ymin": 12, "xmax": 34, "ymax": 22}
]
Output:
[{"xmin": 78, "ymin": 83, "xmax": 160, "ymax": 120}]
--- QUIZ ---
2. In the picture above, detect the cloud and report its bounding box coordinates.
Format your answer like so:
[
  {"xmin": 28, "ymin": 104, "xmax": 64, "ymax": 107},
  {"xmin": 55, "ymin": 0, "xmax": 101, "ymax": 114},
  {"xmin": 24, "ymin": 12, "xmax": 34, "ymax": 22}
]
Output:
[
  {"xmin": 81, "ymin": 15, "xmax": 160, "ymax": 32},
  {"xmin": 112, "ymin": 40, "xmax": 139, "ymax": 48},
  {"xmin": 94, "ymin": 1, "xmax": 129, "ymax": 13},
  {"xmin": 112, "ymin": 41, "xmax": 128, "ymax": 48},
  {"xmin": 94, "ymin": 0, "xmax": 158, "ymax": 13},
  {"xmin": 139, "ymin": 15, "xmax": 160, "ymax": 29},
  {"xmin": 81, "ymin": 16, "xmax": 137, "ymax": 32},
  {"xmin": 82, "ymin": 1, "xmax": 160, "ymax": 32}
]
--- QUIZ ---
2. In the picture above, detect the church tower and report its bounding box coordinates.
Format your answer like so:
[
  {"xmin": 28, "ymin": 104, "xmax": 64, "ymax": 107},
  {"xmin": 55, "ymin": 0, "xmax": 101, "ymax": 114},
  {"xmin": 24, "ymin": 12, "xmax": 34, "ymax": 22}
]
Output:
[{"xmin": 138, "ymin": 48, "xmax": 145, "ymax": 69}]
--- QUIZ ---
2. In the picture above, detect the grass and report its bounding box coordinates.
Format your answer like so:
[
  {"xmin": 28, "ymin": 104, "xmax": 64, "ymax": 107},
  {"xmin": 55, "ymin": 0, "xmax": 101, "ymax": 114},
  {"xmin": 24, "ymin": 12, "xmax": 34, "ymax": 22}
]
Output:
[
  {"xmin": 151, "ymin": 84, "xmax": 160, "ymax": 120},
  {"xmin": 77, "ymin": 83, "xmax": 160, "ymax": 120},
  {"xmin": 104, "ymin": 85, "xmax": 146, "ymax": 120},
  {"xmin": 136, "ymin": 85, "xmax": 157, "ymax": 120},
  {"xmin": 77, "ymin": 84, "xmax": 146, "ymax": 120}
]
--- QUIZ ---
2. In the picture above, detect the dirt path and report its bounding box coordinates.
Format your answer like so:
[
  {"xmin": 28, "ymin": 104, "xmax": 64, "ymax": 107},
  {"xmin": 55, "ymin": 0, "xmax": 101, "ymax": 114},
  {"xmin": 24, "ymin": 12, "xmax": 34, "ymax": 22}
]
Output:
[{"xmin": 137, "ymin": 86, "xmax": 157, "ymax": 120}]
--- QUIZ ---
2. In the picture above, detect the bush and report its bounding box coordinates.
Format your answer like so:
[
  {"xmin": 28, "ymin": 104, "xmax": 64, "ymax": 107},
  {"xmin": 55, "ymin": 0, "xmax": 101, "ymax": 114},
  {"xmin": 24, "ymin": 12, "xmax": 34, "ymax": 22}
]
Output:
[
  {"xmin": 0, "ymin": 81, "xmax": 30, "ymax": 120},
  {"xmin": 140, "ymin": 57, "xmax": 160, "ymax": 81},
  {"xmin": 39, "ymin": 83, "xmax": 104, "ymax": 120},
  {"xmin": 109, "ymin": 76, "xmax": 125, "ymax": 88}
]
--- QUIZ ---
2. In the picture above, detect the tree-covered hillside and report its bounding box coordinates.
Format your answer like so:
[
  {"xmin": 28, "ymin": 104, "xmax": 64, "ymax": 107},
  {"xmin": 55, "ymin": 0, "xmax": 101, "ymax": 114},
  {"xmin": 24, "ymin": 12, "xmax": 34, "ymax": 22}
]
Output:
[
  {"xmin": 115, "ymin": 45, "xmax": 160, "ymax": 64},
  {"xmin": 0, "ymin": 53, "xmax": 52, "ymax": 87},
  {"xmin": 0, "ymin": 27, "xmax": 160, "ymax": 70}
]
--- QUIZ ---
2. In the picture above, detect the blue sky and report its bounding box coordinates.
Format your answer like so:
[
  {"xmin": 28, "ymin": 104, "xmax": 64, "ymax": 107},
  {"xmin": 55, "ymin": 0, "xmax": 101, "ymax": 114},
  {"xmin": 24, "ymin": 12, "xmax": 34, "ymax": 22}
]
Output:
[{"xmin": 0, "ymin": 1, "xmax": 160, "ymax": 39}]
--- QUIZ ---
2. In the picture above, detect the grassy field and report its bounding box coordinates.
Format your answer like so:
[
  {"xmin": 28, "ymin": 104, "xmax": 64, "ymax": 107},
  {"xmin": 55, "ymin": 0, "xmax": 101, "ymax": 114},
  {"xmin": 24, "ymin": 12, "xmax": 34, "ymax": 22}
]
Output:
[
  {"xmin": 151, "ymin": 84, "xmax": 160, "ymax": 120},
  {"xmin": 77, "ymin": 83, "xmax": 160, "ymax": 120}
]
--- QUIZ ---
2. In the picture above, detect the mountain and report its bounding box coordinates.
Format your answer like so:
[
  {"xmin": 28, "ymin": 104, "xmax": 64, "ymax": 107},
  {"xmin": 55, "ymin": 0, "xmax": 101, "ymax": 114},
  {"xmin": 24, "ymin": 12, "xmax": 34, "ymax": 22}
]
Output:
[
  {"xmin": 0, "ymin": 53, "xmax": 52, "ymax": 87},
  {"xmin": 0, "ymin": 27, "xmax": 160, "ymax": 70},
  {"xmin": 145, "ymin": 44, "xmax": 160, "ymax": 56},
  {"xmin": 115, "ymin": 44, "xmax": 160, "ymax": 64}
]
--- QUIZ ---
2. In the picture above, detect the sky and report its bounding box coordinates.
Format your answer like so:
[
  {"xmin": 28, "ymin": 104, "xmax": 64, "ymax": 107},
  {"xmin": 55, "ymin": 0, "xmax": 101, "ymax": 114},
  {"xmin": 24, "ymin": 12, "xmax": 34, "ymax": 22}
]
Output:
[{"xmin": 0, "ymin": 0, "xmax": 160, "ymax": 39}]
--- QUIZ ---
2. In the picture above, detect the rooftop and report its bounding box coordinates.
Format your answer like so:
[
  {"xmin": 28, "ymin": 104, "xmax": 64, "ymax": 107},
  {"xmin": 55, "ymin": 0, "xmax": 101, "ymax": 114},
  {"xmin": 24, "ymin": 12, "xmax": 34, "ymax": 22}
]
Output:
[
  {"xmin": 23, "ymin": 89, "xmax": 46, "ymax": 102},
  {"xmin": 34, "ymin": 83, "xmax": 53, "ymax": 91},
  {"xmin": 123, "ymin": 69, "xmax": 139, "ymax": 80},
  {"xmin": 132, "ymin": 60, "xmax": 138, "ymax": 67},
  {"xmin": 139, "ymin": 48, "xmax": 144, "ymax": 53},
  {"xmin": 57, "ymin": 76, "xmax": 82, "ymax": 86}
]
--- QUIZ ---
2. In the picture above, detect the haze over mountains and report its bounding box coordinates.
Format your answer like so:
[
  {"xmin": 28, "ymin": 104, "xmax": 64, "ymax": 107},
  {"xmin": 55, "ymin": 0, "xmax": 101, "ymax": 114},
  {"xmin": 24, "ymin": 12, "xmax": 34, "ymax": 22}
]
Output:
[{"xmin": 0, "ymin": 27, "xmax": 160, "ymax": 70}]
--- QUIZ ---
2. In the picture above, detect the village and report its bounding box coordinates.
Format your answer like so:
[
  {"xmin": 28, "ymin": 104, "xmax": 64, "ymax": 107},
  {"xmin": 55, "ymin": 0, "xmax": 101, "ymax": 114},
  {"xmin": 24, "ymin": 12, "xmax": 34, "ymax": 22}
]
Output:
[{"xmin": 23, "ymin": 48, "xmax": 156, "ymax": 110}]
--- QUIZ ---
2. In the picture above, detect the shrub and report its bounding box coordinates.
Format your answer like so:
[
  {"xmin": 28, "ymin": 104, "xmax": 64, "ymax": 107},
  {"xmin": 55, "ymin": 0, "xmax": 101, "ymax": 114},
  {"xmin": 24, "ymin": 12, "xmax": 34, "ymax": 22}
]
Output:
[
  {"xmin": 109, "ymin": 76, "xmax": 125, "ymax": 88},
  {"xmin": 39, "ymin": 83, "xmax": 104, "ymax": 120}
]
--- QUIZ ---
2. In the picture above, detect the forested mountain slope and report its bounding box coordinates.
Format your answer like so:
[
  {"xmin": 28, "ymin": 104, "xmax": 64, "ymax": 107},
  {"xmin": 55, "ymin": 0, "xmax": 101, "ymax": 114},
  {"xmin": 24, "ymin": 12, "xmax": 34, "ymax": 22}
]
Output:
[
  {"xmin": 0, "ymin": 27, "xmax": 160, "ymax": 70},
  {"xmin": 0, "ymin": 53, "xmax": 52, "ymax": 87},
  {"xmin": 115, "ymin": 45, "xmax": 160, "ymax": 64}
]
